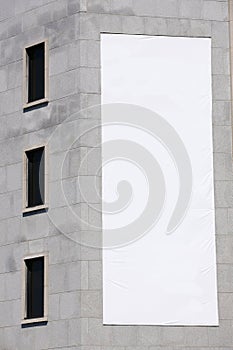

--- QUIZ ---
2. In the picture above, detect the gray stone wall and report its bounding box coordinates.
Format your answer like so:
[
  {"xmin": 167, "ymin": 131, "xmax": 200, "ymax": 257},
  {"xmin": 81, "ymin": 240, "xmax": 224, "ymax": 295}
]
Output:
[{"xmin": 0, "ymin": 0, "xmax": 232, "ymax": 349}]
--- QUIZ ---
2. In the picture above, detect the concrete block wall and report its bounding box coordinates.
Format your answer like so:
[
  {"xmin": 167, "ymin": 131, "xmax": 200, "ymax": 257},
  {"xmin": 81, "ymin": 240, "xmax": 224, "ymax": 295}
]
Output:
[{"xmin": 0, "ymin": 0, "xmax": 232, "ymax": 349}]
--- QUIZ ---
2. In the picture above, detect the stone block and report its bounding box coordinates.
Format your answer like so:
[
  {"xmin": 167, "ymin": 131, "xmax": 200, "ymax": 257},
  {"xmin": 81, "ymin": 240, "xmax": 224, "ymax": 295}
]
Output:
[
  {"xmin": 219, "ymin": 293, "xmax": 233, "ymax": 320},
  {"xmin": 68, "ymin": 147, "xmax": 88, "ymax": 177},
  {"xmin": 88, "ymin": 260, "xmax": 102, "ymax": 290},
  {"xmin": 0, "ymin": 0, "xmax": 15, "ymax": 21},
  {"xmin": 45, "ymin": 16, "xmax": 76, "ymax": 49},
  {"xmin": 81, "ymin": 318, "xmax": 113, "ymax": 346},
  {"xmin": 208, "ymin": 320, "xmax": 233, "ymax": 347},
  {"xmin": 161, "ymin": 327, "xmax": 185, "ymax": 346},
  {"xmin": 80, "ymin": 40, "xmax": 100, "ymax": 68},
  {"xmin": 137, "ymin": 326, "xmax": 162, "ymax": 346},
  {"xmin": 6, "ymin": 162, "xmax": 22, "ymax": 192},
  {"xmin": 99, "ymin": 14, "xmax": 122, "ymax": 33},
  {"xmin": 87, "ymin": 0, "xmax": 111, "ymax": 13},
  {"xmin": 111, "ymin": 326, "xmax": 138, "ymax": 346},
  {"xmin": 122, "ymin": 15, "xmax": 145, "ymax": 34},
  {"xmin": 50, "ymin": 70, "xmax": 77, "ymax": 100},
  {"xmin": 60, "ymin": 291, "xmax": 81, "ymax": 319},
  {"xmin": 217, "ymin": 263, "xmax": 233, "ymax": 292},
  {"xmin": 50, "ymin": 45, "xmax": 69, "ymax": 76},
  {"xmin": 183, "ymin": 326, "xmax": 209, "ymax": 346},
  {"xmin": 68, "ymin": 40, "xmax": 80, "ymax": 70},
  {"xmin": 68, "ymin": 318, "xmax": 81, "ymax": 346},
  {"xmin": 67, "ymin": 261, "xmax": 81, "ymax": 291},
  {"xmin": 22, "ymin": 4, "xmax": 53, "ymax": 31},
  {"xmin": 5, "ymin": 271, "xmax": 21, "ymax": 301},
  {"xmin": 214, "ymin": 153, "xmax": 233, "ymax": 181},
  {"xmin": 215, "ymin": 208, "xmax": 228, "ymax": 234},
  {"xmin": 0, "ymin": 166, "xmax": 7, "ymax": 194},
  {"xmin": 49, "ymin": 320, "xmax": 69, "ymax": 348},
  {"xmin": 80, "ymin": 244, "xmax": 101, "ymax": 260},
  {"xmin": 0, "ymin": 67, "xmax": 7, "ymax": 92},
  {"xmin": 79, "ymin": 67, "xmax": 100, "ymax": 93},
  {"xmin": 144, "ymin": 17, "xmax": 167, "ymax": 35},
  {"xmin": 50, "ymin": 178, "xmax": 77, "ymax": 208},
  {"xmin": 110, "ymin": 0, "xmax": 134, "ymax": 15},
  {"xmin": 79, "ymin": 13, "xmax": 101, "ymax": 40},
  {"xmin": 213, "ymin": 101, "xmax": 231, "ymax": 126},
  {"xmin": 7, "ymin": 17, "xmax": 22, "ymax": 37},
  {"xmin": 0, "ymin": 87, "xmax": 22, "ymax": 117},
  {"xmin": 227, "ymin": 208, "xmax": 233, "ymax": 233},
  {"xmin": 203, "ymin": 0, "xmax": 228, "ymax": 21},
  {"xmin": 21, "ymin": 213, "xmax": 50, "ymax": 240},
  {"xmin": 213, "ymin": 126, "xmax": 232, "ymax": 153},
  {"xmin": 179, "ymin": 0, "xmax": 203, "ymax": 19},
  {"xmin": 212, "ymin": 48, "xmax": 230, "ymax": 75},
  {"xmin": 216, "ymin": 235, "xmax": 233, "ymax": 263},
  {"xmin": 212, "ymin": 74, "xmax": 231, "ymax": 101},
  {"xmin": 81, "ymin": 260, "xmax": 89, "ymax": 290},
  {"xmin": 215, "ymin": 181, "xmax": 233, "ymax": 208},
  {"xmin": 68, "ymin": 0, "xmax": 81, "ymax": 15},
  {"xmin": 212, "ymin": 21, "xmax": 229, "ymax": 48},
  {"xmin": 81, "ymin": 290, "xmax": 102, "ymax": 317},
  {"xmin": 58, "ymin": 234, "xmax": 81, "ymax": 262},
  {"xmin": 190, "ymin": 19, "xmax": 211, "ymax": 36}
]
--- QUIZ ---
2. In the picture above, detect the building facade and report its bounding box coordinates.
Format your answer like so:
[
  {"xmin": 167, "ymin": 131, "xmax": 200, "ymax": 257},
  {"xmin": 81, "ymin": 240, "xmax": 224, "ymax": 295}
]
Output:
[{"xmin": 0, "ymin": 0, "xmax": 233, "ymax": 349}]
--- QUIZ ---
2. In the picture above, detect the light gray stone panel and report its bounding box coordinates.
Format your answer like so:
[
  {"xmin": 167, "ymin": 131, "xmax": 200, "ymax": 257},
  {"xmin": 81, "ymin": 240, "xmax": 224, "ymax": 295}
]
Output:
[
  {"xmin": 212, "ymin": 48, "xmax": 230, "ymax": 75},
  {"xmin": 7, "ymin": 60, "xmax": 22, "ymax": 90},
  {"xmin": 219, "ymin": 293, "xmax": 233, "ymax": 320},
  {"xmin": 212, "ymin": 75, "xmax": 231, "ymax": 101},
  {"xmin": 50, "ymin": 45, "xmax": 70, "ymax": 76},
  {"xmin": 216, "ymin": 235, "xmax": 233, "ymax": 263},
  {"xmin": 179, "ymin": 0, "xmax": 203, "ymax": 19},
  {"xmin": 68, "ymin": 318, "xmax": 82, "ymax": 346},
  {"xmin": 0, "ymin": 67, "xmax": 8, "ymax": 92},
  {"xmin": 213, "ymin": 101, "xmax": 231, "ymax": 126},
  {"xmin": 217, "ymin": 263, "xmax": 233, "ymax": 292},
  {"xmin": 50, "ymin": 70, "xmax": 77, "ymax": 100},
  {"xmin": 211, "ymin": 21, "xmax": 229, "ymax": 48},
  {"xmin": 0, "ymin": 0, "xmax": 16, "ymax": 21},
  {"xmin": 48, "ymin": 320, "xmax": 69, "ymax": 348},
  {"xmin": 80, "ymin": 40, "xmax": 100, "ymax": 68},
  {"xmin": 215, "ymin": 181, "xmax": 233, "ymax": 208},
  {"xmin": 81, "ymin": 290, "xmax": 102, "ymax": 317},
  {"xmin": 215, "ymin": 208, "xmax": 228, "ymax": 234},
  {"xmin": 60, "ymin": 291, "xmax": 81, "ymax": 319},
  {"xmin": 122, "ymin": 15, "xmax": 145, "ymax": 34},
  {"xmin": 208, "ymin": 320, "xmax": 233, "ymax": 347},
  {"xmin": 203, "ymin": 0, "xmax": 228, "ymax": 21},
  {"xmin": 213, "ymin": 126, "xmax": 232, "ymax": 153},
  {"xmin": 88, "ymin": 260, "xmax": 102, "ymax": 290},
  {"xmin": 6, "ymin": 162, "xmax": 22, "ymax": 192}
]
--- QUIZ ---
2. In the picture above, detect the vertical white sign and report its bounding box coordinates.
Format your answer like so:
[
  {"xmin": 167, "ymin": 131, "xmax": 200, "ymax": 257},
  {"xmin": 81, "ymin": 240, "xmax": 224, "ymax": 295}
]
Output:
[{"xmin": 101, "ymin": 34, "xmax": 218, "ymax": 325}]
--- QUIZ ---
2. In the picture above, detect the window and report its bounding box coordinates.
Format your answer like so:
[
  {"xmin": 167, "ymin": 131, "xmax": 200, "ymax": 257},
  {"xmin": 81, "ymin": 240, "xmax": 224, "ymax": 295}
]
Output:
[
  {"xmin": 23, "ymin": 41, "xmax": 48, "ymax": 108},
  {"xmin": 22, "ymin": 254, "xmax": 48, "ymax": 324},
  {"xmin": 23, "ymin": 145, "xmax": 48, "ymax": 212}
]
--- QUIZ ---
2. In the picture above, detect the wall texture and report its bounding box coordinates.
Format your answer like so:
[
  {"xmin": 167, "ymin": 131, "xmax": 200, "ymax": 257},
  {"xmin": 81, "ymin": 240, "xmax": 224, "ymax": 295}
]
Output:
[{"xmin": 0, "ymin": 0, "xmax": 232, "ymax": 349}]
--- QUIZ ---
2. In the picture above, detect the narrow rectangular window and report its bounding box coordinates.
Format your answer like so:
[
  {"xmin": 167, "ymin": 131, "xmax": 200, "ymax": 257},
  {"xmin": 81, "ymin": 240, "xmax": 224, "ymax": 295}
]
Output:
[
  {"xmin": 26, "ymin": 147, "xmax": 45, "ymax": 208},
  {"xmin": 25, "ymin": 257, "xmax": 44, "ymax": 319},
  {"xmin": 26, "ymin": 42, "xmax": 45, "ymax": 103}
]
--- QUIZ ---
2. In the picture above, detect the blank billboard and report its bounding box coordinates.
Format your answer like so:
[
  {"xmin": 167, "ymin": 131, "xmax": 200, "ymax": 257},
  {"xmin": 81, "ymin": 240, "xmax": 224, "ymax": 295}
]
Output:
[{"xmin": 101, "ymin": 34, "xmax": 218, "ymax": 325}]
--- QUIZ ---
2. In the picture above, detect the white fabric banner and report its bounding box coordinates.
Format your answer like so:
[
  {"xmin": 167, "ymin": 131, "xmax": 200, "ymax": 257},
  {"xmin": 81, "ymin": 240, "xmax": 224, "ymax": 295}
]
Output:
[{"xmin": 101, "ymin": 34, "xmax": 218, "ymax": 325}]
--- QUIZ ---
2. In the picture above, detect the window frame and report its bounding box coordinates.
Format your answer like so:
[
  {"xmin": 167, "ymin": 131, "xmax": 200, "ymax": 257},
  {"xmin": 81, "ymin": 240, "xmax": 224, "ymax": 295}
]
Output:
[
  {"xmin": 21, "ymin": 252, "xmax": 49, "ymax": 325},
  {"xmin": 23, "ymin": 144, "xmax": 48, "ymax": 213},
  {"xmin": 23, "ymin": 40, "xmax": 49, "ymax": 109}
]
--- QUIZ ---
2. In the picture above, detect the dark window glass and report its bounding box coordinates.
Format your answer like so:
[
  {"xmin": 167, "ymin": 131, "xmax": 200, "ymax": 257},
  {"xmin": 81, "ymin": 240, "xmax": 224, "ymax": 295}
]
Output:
[
  {"xmin": 25, "ymin": 257, "xmax": 44, "ymax": 319},
  {"xmin": 27, "ymin": 42, "xmax": 45, "ymax": 103},
  {"xmin": 26, "ymin": 147, "xmax": 45, "ymax": 207}
]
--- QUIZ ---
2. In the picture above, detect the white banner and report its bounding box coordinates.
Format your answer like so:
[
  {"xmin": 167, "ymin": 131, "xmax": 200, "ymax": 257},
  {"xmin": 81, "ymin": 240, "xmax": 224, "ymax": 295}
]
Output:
[{"xmin": 101, "ymin": 34, "xmax": 218, "ymax": 325}]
